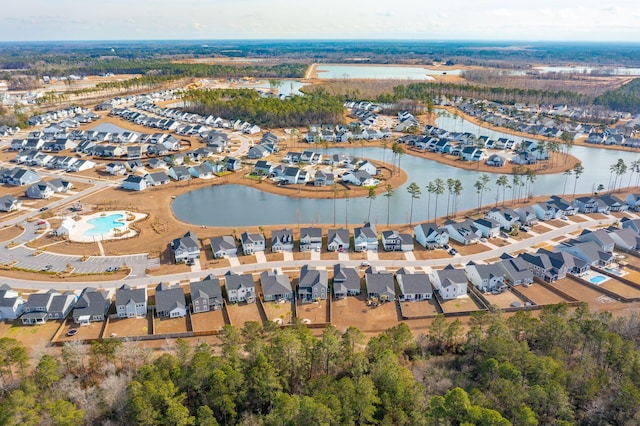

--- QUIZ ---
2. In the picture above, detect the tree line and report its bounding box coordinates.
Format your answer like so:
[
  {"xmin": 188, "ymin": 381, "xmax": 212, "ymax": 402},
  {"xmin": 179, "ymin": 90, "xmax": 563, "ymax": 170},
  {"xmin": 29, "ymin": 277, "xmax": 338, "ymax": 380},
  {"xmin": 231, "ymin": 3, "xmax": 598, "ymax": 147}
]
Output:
[
  {"xmin": 594, "ymin": 78, "xmax": 640, "ymax": 114},
  {"xmin": 3, "ymin": 302, "xmax": 640, "ymax": 424},
  {"xmin": 182, "ymin": 89, "xmax": 345, "ymax": 128}
]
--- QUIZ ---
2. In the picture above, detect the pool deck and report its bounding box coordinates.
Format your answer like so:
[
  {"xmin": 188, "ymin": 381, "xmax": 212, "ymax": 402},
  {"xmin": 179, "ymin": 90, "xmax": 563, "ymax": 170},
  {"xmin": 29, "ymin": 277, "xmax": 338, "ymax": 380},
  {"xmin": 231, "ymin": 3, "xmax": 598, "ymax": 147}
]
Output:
[{"xmin": 68, "ymin": 210, "xmax": 147, "ymax": 243}]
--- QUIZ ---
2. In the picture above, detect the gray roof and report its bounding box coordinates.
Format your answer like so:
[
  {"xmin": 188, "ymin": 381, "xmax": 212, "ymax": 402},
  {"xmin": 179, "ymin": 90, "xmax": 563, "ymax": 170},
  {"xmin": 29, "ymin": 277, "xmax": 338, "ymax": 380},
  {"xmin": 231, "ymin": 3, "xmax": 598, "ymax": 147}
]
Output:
[
  {"xmin": 190, "ymin": 276, "xmax": 223, "ymax": 303},
  {"xmin": 173, "ymin": 231, "xmax": 198, "ymax": 251},
  {"xmin": 154, "ymin": 283, "xmax": 186, "ymax": 313},
  {"xmin": 471, "ymin": 263, "xmax": 505, "ymax": 281},
  {"xmin": 210, "ymin": 235, "xmax": 236, "ymax": 253},
  {"xmin": 436, "ymin": 265, "xmax": 468, "ymax": 287},
  {"xmin": 300, "ymin": 227, "xmax": 322, "ymax": 240},
  {"xmin": 224, "ymin": 271, "xmax": 255, "ymax": 292},
  {"xmin": 333, "ymin": 264, "xmax": 361, "ymax": 294},
  {"xmin": 355, "ymin": 222, "xmax": 377, "ymax": 239},
  {"xmin": 328, "ymin": 228, "xmax": 350, "ymax": 245},
  {"xmin": 115, "ymin": 284, "xmax": 146, "ymax": 306},
  {"xmin": 73, "ymin": 288, "xmax": 109, "ymax": 318},
  {"xmin": 50, "ymin": 293, "xmax": 75, "ymax": 315},
  {"xmin": 396, "ymin": 271, "xmax": 432, "ymax": 295},
  {"xmin": 498, "ymin": 255, "xmax": 533, "ymax": 282},
  {"xmin": 241, "ymin": 232, "xmax": 265, "ymax": 245},
  {"xmin": 260, "ymin": 271, "xmax": 292, "ymax": 297},
  {"xmin": 298, "ymin": 265, "xmax": 328, "ymax": 296},
  {"xmin": 366, "ymin": 272, "xmax": 395, "ymax": 297}
]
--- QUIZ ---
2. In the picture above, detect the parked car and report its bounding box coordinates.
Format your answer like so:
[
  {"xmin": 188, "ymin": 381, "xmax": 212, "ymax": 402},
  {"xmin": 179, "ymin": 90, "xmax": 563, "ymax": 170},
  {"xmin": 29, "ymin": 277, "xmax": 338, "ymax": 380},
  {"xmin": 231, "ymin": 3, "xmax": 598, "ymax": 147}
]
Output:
[
  {"xmin": 41, "ymin": 264, "xmax": 52, "ymax": 271},
  {"xmin": 361, "ymin": 261, "xmax": 371, "ymax": 267},
  {"xmin": 480, "ymin": 237, "xmax": 488, "ymax": 243},
  {"xmin": 39, "ymin": 207, "xmax": 49, "ymax": 212},
  {"xmin": 449, "ymin": 248, "xmax": 458, "ymax": 255},
  {"xmin": 443, "ymin": 244, "xmax": 450, "ymax": 251}
]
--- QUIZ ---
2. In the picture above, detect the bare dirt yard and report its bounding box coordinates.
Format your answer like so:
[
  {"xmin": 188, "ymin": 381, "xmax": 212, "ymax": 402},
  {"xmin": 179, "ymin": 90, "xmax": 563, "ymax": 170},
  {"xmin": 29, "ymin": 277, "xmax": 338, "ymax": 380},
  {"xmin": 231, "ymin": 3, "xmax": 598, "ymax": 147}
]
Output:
[
  {"xmin": 398, "ymin": 299, "xmax": 440, "ymax": 319},
  {"xmin": 331, "ymin": 295, "xmax": 399, "ymax": 333},
  {"xmin": 104, "ymin": 316, "xmax": 151, "ymax": 338},
  {"xmin": 516, "ymin": 284, "xmax": 569, "ymax": 305},
  {"xmin": 296, "ymin": 300, "xmax": 329, "ymax": 325},
  {"xmin": 554, "ymin": 278, "xmax": 606, "ymax": 304},
  {"xmin": 153, "ymin": 316, "xmax": 190, "ymax": 335},
  {"xmin": 0, "ymin": 320, "xmax": 60, "ymax": 348},
  {"xmin": 261, "ymin": 299, "xmax": 293, "ymax": 324},
  {"xmin": 598, "ymin": 278, "xmax": 640, "ymax": 299},
  {"xmin": 190, "ymin": 309, "xmax": 227, "ymax": 334},
  {"xmin": 55, "ymin": 319, "xmax": 103, "ymax": 344},
  {"xmin": 438, "ymin": 295, "xmax": 482, "ymax": 314},
  {"xmin": 226, "ymin": 302, "xmax": 264, "ymax": 328},
  {"xmin": 482, "ymin": 290, "xmax": 529, "ymax": 309}
]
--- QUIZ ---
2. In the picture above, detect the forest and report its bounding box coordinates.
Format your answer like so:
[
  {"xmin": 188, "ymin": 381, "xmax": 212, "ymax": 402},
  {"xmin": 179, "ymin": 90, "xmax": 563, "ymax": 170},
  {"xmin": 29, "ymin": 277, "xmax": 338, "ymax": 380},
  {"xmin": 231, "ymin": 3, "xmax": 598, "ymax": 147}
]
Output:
[
  {"xmin": 2, "ymin": 302, "xmax": 640, "ymax": 425},
  {"xmin": 182, "ymin": 89, "xmax": 345, "ymax": 128},
  {"xmin": 594, "ymin": 78, "xmax": 640, "ymax": 114}
]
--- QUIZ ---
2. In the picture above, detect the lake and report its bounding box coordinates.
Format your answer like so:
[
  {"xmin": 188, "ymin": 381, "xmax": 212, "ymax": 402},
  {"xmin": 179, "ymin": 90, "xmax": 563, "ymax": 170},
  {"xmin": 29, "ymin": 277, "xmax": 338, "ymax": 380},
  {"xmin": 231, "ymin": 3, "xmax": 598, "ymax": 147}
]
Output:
[{"xmin": 314, "ymin": 64, "xmax": 461, "ymax": 80}]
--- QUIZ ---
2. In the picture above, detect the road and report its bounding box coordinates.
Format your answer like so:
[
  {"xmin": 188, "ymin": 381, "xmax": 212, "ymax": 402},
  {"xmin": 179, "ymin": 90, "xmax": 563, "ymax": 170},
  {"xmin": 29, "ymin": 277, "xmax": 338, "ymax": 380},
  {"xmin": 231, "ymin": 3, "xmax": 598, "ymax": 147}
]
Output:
[{"xmin": 0, "ymin": 216, "xmax": 617, "ymax": 291}]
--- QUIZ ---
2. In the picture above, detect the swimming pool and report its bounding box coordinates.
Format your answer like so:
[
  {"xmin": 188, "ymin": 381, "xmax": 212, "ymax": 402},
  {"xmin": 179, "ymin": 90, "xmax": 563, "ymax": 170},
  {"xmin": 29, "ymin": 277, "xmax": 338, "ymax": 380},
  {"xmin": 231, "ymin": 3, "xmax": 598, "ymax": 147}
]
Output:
[
  {"xmin": 84, "ymin": 214, "xmax": 125, "ymax": 237},
  {"xmin": 589, "ymin": 275, "xmax": 607, "ymax": 285}
]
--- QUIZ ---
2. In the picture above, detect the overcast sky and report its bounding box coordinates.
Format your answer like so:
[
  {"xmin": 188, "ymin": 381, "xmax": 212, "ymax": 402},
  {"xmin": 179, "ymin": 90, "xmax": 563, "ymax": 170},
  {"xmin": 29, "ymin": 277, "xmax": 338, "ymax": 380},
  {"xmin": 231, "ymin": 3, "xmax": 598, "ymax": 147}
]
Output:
[{"xmin": 2, "ymin": 0, "xmax": 640, "ymax": 42}]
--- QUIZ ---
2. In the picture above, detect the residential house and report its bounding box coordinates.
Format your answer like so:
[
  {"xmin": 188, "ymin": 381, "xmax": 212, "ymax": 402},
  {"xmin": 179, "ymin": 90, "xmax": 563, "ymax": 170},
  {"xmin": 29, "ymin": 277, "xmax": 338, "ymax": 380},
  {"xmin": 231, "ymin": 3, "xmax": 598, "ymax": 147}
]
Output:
[
  {"xmin": 365, "ymin": 270, "xmax": 396, "ymax": 302},
  {"xmin": 626, "ymin": 194, "xmax": 640, "ymax": 211},
  {"xmin": 47, "ymin": 292, "xmax": 76, "ymax": 321},
  {"xmin": 253, "ymin": 160, "xmax": 273, "ymax": 176},
  {"xmin": 121, "ymin": 175, "xmax": 148, "ymax": 191},
  {"xmin": 298, "ymin": 265, "xmax": 329, "ymax": 303},
  {"xmin": 547, "ymin": 196, "xmax": 579, "ymax": 216},
  {"xmin": 48, "ymin": 178, "xmax": 73, "ymax": 193},
  {"xmin": 224, "ymin": 271, "xmax": 256, "ymax": 303},
  {"xmin": 241, "ymin": 231, "xmax": 266, "ymax": 255},
  {"xmin": 25, "ymin": 181, "xmax": 55, "ymax": 199},
  {"xmin": 154, "ymin": 282, "xmax": 187, "ymax": 318},
  {"xmin": 260, "ymin": 270, "xmax": 293, "ymax": 302},
  {"xmin": 621, "ymin": 217, "xmax": 640, "ymax": 234},
  {"xmin": 414, "ymin": 222, "xmax": 450, "ymax": 249},
  {"xmin": 313, "ymin": 170, "xmax": 334, "ymax": 186},
  {"xmin": 0, "ymin": 195, "xmax": 21, "ymax": 212},
  {"xmin": 168, "ymin": 165, "xmax": 191, "ymax": 181},
  {"xmin": 497, "ymin": 254, "xmax": 534, "ymax": 286},
  {"xmin": 5, "ymin": 168, "xmax": 40, "ymax": 186},
  {"xmin": 432, "ymin": 265, "xmax": 468, "ymax": 300},
  {"xmin": 465, "ymin": 261, "xmax": 506, "ymax": 292},
  {"xmin": 332, "ymin": 264, "xmax": 361, "ymax": 298},
  {"xmin": 473, "ymin": 218, "xmax": 501, "ymax": 238},
  {"xmin": 189, "ymin": 164, "xmax": 213, "ymax": 179},
  {"xmin": 115, "ymin": 284, "xmax": 147, "ymax": 318},
  {"xmin": 577, "ymin": 229, "xmax": 615, "ymax": 253},
  {"xmin": 190, "ymin": 276, "xmax": 224, "ymax": 313},
  {"xmin": 342, "ymin": 170, "xmax": 375, "ymax": 187},
  {"xmin": 516, "ymin": 205, "xmax": 539, "ymax": 226},
  {"xmin": 21, "ymin": 290, "xmax": 74, "ymax": 325},
  {"xmin": 327, "ymin": 228, "xmax": 350, "ymax": 252},
  {"xmin": 598, "ymin": 194, "xmax": 628, "ymax": 212},
  {"xmin": 72, "ymin": 288, "xmax": 111, "ymax": 324},
  {"xmin": 299, "ymin": 227, "xmax": 322, "ymax": 251},
  {"xmin": 540, "ymin": 249, "xmax": 590, "ymax": 275},
  {"xmin": 171, "ymin": 231, "xmax": 200, "ymax": 263},
  {"xmin": 607, "ymin": 227, "xmax": 640, "ymax": 251},
  {"xmin": 0, "ymin": 285, "xmax": 25, "ymax": 320},
  {"xmin": 519, "ymin": 252, "xmax": 567, "ymax": 282},
  {"xmin": 557, "ymin": 240, "xmax": 615, "ymax": 267},
  {"xmin": 381, "ymin": 230, "xmax": 414, "ymax": 251},
  {"xmin": 396, "ymin": 268, "xmax": 433, "ymax": 301},
  {"xmin": 145, "ymin": 171, "xmax": 171, "ymax": 187},
  {"xmin": 486, "ymin": 208, "xmax": 520, "ymax": 231},
  {"xmin": 354, "ymin": 222, "xmax": 378, "ymax": 252},
  {"xmin": 271, "ymin": 228, "xmax": 295, "ymax": 252},
  {"xmin": 485, "ymin": 154, "xmax": 506, "ymax": 167},
  {"xmin": 209, "ymin": 235, "xmax": 237, "ymax": 258},
  {"xmin": 443, "ymin": 219, "xmax": 481, "ymax": 245},
  {"xmin": 247, "ymin": 145, "xmax": 270, "ymax": 159},
  {"xmin": 226, "ymin": 157, "xmax": 241, "ymax": 171},
  {"xmin": 573, "ymin": 197, "xmax": 601, "ymax": 214}
]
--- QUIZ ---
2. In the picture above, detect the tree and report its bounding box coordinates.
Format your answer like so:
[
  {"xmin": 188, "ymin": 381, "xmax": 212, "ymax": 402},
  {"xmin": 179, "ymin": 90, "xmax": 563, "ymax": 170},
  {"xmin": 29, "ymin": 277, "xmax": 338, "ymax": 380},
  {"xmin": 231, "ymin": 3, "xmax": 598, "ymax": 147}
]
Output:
[
  {"xmin": 495, "ymin": 175, "xmax": 510, "ymax": 207},
  {"xmin": 366, "ymin": 186, "xmax": 377, "ymax": 223},
  {"xmin": 406, "ymin": 182, "xmax": 421, "ymax": 226},
  {"xmin": 332, "ymin": 183, "xmax": 340, "ymax": 226},
  {"xmin": 572, "ymin": 162, "xmax": 584, "ymax": 197},
  {"xmin": 445, "ymin": 178, "xmax": 455, "ymax": 219},
  {"xmin": 383, "ymin": 184, "xmax": 394, "ymax": 227},
  {"xmin": 452, "ymin": 179, "xmax": 463, "ymax": 218},
  {"xmin": 433, "ymin": 178, "xmax": 445, "ymax": 225},
  {"xmin": 474, "ymin": 174, "xmax": 491, "ymax": 212},
  {"xmin": 562, "ymin": 169, "xmax": 573, "ymax": 196},
  {"xmin": 343, "ymin": 189, "xmax": 350, "ymax": 227},
  {"xmin": 426, "ymin": 181, "xmax": 436, "ymax": 222}
]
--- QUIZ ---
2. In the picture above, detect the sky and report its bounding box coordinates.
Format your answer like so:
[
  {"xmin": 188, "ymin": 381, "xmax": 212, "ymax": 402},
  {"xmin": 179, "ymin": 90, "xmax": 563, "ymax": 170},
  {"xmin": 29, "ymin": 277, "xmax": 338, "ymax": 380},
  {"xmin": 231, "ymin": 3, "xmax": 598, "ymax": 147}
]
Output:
[{"xmin": 1, "ymin": 0, "xmax": 640, "ymax": 42}]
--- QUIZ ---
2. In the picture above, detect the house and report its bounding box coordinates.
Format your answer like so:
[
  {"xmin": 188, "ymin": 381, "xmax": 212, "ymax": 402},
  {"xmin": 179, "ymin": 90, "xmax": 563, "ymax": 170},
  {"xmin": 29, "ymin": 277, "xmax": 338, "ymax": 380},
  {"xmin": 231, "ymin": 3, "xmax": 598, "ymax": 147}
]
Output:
[
  {"xmin": 465, "ymin": 261, "xmax": 506, "ymax": 292},
  {"xmin": 358, "ymin": 160, "xmax": 377, "ymax": 176},
  {"xmin": 485, "ymin": 154, "xmax": 506, "ymax": 167},
  {"xmin": 190, "ymin": 276, "xmax": 224, "ymax": 313},
  {"xmin": 226, "ymin": 157, "xmax": 241, "ymax": 171},
  {"xmin": 473, "ymin": 218, "xmax": 501, "ymax": 238},
  {"xmin": 381, "ymin": 230, "xmax": 414, "ymax": 251},
  {"xmin": 25, "ymin": 181, "xmax": 55, "ymax": 199},
  {"xmin": 557, "ymin": 240, "xmax": 615, "ymax": 267},
  {"xmin": 432, "ymin": 265, "xmax": 468, "ymax": 300},
  {"xmin": 21, "ymin": 290, "xmax": 74, "ymax": 324},
  {"xmin": 354, "ymin": 222, "xmax": 378, "ymax": 252},
  {"xmin": 209, "ymin": 235, "xmax": 237, "ymax": 258},
  {"xmin": 168, "ymin": 165, "xmax": 191, "ymax": 181},
  {"xmin": 547, "ymin": 196, "xmax": 579, "ymax": 216},
  {"xmin": 260, "ymin": 270, "xmax": 293, "ymax": 302},
  {"xmin": 414, "ymin": 222, "xmax": 450, "ymax": 249},
  {"xmin": 0, "ymin": 195, "xmax": 21, "ymax": 212},
  {"xmin": 121, "ymin": 175, "xmax": 148, "ymax": 191},
  {"xmin": 115, "ymin": 284, "xmax": 147, "ymax": 318},
  {"xmin": 573, "ymin": 197, "xmax": 601, "ymax": 214},
  {"xmin": 5, "ymin": 168, "xmax": 40, "ymax": 186},
  {"xmin": 253, "ymin": 160, "xmax": 273, "ymax": 176},
  {"xmin": 72, "ymin": 288, "xmax": 111, "ymax": 324},
  {"xmin": 626, "ymin": 194, "xmax": 640, "ymax": 211},
  {"xmin": 171, "ymin": 231, "xmax": 200, "ymax": 263},
  {"xmin": 577, "ymin": 229, "xmax": 615, "ymax": 253},
  {"xmin": 607, "ymin": 227, "xmax": 640, "ymax": 251},
  {"xmin": 497, "ymin": 254, "xmax": 534, "ymax": 286},
  {"xmin": 332, "ymin": 264, "xmax": 361, "ymax": 298},
  {"xmin": 224, "ymin": 271, "xmax": 256, "ymax": 303},
  {"xmin": 519, "ymin": 252, "xmax": 567, "ymax": 282},
  {"xmin": 189, "ymin": 164, "xmax": 213, "ymax": 179},
  {"xmin": 47, "ymin": 292, "xmax": 76, "ymax": 321},
  {"xmin": 365, "ymin": 270, "xmax": 396, "ymax": 302},
  {"xmin": 621, "ymin": 217, "xmax": 640, "ymax": 234},
  {"xmin": 241, "ymin": 231, "xmax": 266, "ymax": 255},
  {"xmin": 0, "ymin": 285, "xmax": 25, "ymax": 320},
  {"xmin": 327, "ymin": 228, "xmax": 350, "ymax": 252},
  {"xmin": 314, "ymin": 170, "xmax": 334, "ymax": 186},
  {"xmin": 485, "ymin": 208, "xmax": 519, "ymax": 231},
  {"xmin": 48, "ymin": 178, "xmax": 73, "ymax": 193},
  {"xmin": 516, "ymin": 205, "xmax": 539, "ymax": 226},
  {"xmin": 396, "ymin": 268, "xmax": 433, "ymax": 301},
  {"xmin": 598, "ymin": 194, "xmax": 628, "ymax": 212},
  {"xmin": 342, "ymin": 170, "xmax": 375, "ymax": 186},
  {"xmin": 299, "ymin": 227, "xmax": 322, "ymax": 251},
  {"xmin": 147, "ymin": 158, "xmax": 167, "ymax": 170},
  {"xmin": 247, "ymin": 145, "xmax": 270, "ymax": 159},
  {"xmin": 298, "ymin": 265, "xmax": 329, "ymax": 303},
  {"xmin": 540, "ymin": 249, "xmax": 590, "ymax": 275},
  {"xmin": 271, "ymin": 228, "xmax": 295, "ymax": 252},
  {"xmin": 154, "ymin": 282, "xmax": 187, "ymax": 318},
  {"xmin": 145, "ymin": 171, "xmax": 171, "ymax": 187},
  {"xmin": 443, "ymin": 219, "xmax": 481, "ymax": 245},
  {"xmin": 282, "ymin": 167, "xmax": 301, "ymax": 184}
]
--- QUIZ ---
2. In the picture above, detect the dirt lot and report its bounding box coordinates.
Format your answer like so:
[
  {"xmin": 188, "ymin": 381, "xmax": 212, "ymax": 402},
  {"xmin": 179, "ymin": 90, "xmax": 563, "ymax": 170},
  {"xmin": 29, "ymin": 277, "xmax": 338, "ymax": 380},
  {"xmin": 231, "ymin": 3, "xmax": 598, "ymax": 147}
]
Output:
[
  {"xmin": 190, "ymin": 309, "xmax": 227, "ymax": 333},
  {"xmin": 331, "ymin": 295, "xmax": 399, "ymax": 333},
  {"xmin": 377, "ymin": 251, "xmax": 409, "ymax": 261},
  {"xmin": 568, "ymin": 215, "xmax": 588, "ymax": 223},
  {"xmin": 554, "ymin": 277, "xmax": 606, "ymax": 304},
  {"xmin": 398, "ymin": 299, "xmax": 440, "ymax": 318},
  {"xmin": 452, "ymin": 242, "xmax": 491, "ymax": 256},
  {"xmin": 261, "ymin": 299, "xmax": 293, "ymax": 323},
  {"xmin": 296, "ymin": 300, "xmax": 329, "ymax": 325},
  {"xmin": 104, "ymin": 316, "xmax": 151, "ymax": 338},
  {"xmin": 0, "ymin": 226, "xmax": 24, "ymax": 243},
  {"xmin": 0, "ymin": 320, "xmax": 61, "ymax": 349},
  {"xmin": 226, "ymin": 302, "xmax": 264, "ymax": 328},
  {"xmin": 516, "ymin": 284, "xmax": 569, "ymax": 305},
  {"xmin": 55, "ymin": 319, "xmax": 103, "ymax": 343},
  {"xmin": 413, "ymin": 247, "xmax": 453, "ymax": 261},
  {"xmin": 154, "ymin": 316, "xmax": 190, "ymax": 335},
  {"xmin": 483, "ymin": 290, "xmax": 528, "ymax": 309},
  {"xmin": 599, "ymin": 278, "xmax": 640, "ymax": 299},
  {"xmin": 532, "ymin": 224, "xmax": 553, "ymax": 234},
  {"xmin": 546, "ymin": 219, "xmax": 567, "ymax": 228},
  {"xmin": 439, "ymin": 295, "xmax": 482, "ymax": 313}
]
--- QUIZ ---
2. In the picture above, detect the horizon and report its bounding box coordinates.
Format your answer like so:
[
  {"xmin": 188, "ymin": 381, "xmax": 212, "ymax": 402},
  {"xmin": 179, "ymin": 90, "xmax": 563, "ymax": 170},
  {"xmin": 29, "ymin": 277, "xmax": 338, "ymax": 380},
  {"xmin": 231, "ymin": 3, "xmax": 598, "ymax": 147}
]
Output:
[{"xmin": 2, "ymin": 0, "xmax": 639, "ymax": 42}]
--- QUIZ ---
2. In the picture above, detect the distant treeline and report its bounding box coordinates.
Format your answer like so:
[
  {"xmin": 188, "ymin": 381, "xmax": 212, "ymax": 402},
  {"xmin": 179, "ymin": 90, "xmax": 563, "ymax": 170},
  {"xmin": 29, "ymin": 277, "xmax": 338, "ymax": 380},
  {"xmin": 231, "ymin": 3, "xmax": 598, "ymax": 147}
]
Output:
[
  {"xmin": 183, "ymin": 88, "xmax": 345, "ymax": 127},
  {"xmin": 595, "ymin": 78, "xmax": 640, "ymax": 114},
  {"xmin": 378, "ymin": 81, "xmax": 590, "ymax": 106}
]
